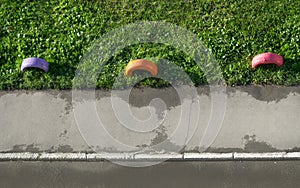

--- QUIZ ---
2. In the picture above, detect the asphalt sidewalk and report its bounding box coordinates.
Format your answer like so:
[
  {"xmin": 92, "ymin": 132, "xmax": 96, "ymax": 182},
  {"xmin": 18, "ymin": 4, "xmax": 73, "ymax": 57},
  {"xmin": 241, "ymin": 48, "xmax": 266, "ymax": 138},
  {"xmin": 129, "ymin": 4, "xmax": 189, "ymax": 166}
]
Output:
[{"xmin": 0, "ymin": 161, "xmax": 299, "ymax": 188}]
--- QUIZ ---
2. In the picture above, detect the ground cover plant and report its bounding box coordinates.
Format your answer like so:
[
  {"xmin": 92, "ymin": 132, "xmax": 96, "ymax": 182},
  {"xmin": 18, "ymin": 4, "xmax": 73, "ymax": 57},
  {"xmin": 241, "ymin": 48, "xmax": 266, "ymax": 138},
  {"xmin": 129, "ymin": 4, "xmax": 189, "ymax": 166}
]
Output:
[{"xmin": 0, "ymin": 0, "xmax": 300, "ymax": 89}]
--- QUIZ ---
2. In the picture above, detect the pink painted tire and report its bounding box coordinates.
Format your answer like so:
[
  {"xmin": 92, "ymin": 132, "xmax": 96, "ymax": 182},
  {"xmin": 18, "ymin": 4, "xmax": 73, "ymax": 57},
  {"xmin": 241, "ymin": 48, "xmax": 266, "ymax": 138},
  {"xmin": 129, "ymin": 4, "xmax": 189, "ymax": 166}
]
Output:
[
  {"xmin": 251, "ymin": 52, "xmax": 284, "ymax": 68},
  {"xmin": 21, "ymin": 57, "xmax": 49, "ymax": 72}
]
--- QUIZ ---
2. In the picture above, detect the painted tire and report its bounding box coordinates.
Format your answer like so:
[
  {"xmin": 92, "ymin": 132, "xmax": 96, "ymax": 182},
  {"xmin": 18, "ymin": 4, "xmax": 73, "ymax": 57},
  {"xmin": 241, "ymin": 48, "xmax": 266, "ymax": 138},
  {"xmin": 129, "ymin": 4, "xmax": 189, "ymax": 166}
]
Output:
[
  {"xmin": 251, "ymin": 52, "xmax": 284, "ymax": 68},
  {"xmin": 21, "ymin": 57, "xmax": 49, "ymax": 72},
  {"xmin": 125, "ymin": 59, "xmax": 158, "ymax": 76}
]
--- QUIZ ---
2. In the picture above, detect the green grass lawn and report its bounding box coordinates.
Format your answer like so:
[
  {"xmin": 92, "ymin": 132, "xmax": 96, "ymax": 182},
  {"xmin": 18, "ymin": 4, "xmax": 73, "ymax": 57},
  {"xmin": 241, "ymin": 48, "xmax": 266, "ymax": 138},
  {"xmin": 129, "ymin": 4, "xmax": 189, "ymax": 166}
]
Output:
[{"xmin": 0, "ymin": 0, "xmax": 300, "ymax": 89}]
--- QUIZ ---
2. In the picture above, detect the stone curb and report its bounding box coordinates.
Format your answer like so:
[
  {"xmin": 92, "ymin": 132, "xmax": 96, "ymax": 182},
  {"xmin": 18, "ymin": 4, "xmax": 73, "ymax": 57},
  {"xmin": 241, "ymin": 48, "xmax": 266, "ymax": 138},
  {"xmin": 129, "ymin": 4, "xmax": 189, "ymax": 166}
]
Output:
[{"xmin": 1, "ymin": 152, "xmax": 300, "ymax": 161}]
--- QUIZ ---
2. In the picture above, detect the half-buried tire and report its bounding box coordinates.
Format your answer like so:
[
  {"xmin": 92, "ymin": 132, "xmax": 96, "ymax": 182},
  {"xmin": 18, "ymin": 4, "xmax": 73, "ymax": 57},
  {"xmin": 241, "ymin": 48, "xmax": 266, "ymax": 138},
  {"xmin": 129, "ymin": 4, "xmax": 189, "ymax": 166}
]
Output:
[
  {"xmin": 21, "ymin": 57, "xmax": 49, "ymax": 72},
  {"xmin": 251, "ymin": 52, "xmax": 284, "ymax": 68},
  {"xmin": 125, "ymin": 59, "xmax": 158, "ymax": 77}
]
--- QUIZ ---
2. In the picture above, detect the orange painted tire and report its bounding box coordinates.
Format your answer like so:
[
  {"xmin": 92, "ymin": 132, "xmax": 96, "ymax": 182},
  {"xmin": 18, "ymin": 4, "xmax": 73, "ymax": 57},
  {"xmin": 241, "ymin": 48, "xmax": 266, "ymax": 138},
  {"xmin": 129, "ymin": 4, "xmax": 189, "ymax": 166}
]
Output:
[
  {"xmin": 125, "ymin": 59, "xmax": 158, "ymax": 76},
  {"xmin": 251, "ymin": 52, "xmax": 284, "ymax": 68}
]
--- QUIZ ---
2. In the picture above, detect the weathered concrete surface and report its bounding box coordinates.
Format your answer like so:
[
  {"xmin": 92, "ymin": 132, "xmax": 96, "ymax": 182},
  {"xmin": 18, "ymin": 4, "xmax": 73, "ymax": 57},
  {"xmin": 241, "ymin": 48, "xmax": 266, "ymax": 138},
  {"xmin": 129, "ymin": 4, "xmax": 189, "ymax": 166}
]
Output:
[
  {"xmin": 0, "ymin": 86, "xmax": 299, "ymax": 153},
  {"xmin": 0, "ymin": 161, "xmax": 299, "ymax": 188}
]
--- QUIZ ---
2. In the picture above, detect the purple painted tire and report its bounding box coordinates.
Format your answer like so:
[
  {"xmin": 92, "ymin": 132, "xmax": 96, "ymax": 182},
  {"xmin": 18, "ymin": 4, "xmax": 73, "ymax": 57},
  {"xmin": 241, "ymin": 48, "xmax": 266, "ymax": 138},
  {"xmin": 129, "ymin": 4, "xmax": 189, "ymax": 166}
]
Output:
[{"xmin": 21, "ymin": 57, "xmax": 49, "ymax": 72}]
